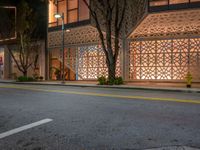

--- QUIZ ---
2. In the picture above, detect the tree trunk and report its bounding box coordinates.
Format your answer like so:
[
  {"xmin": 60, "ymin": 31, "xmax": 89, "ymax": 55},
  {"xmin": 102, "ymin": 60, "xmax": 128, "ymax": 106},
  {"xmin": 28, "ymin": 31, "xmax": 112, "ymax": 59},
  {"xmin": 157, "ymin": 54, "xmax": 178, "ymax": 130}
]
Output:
[
  {"xmin": 82, "ymin": 0, "xmax": 127, "ymax": 82},
  {"xmin": 23, "ymin": 70, "xmax": 27, "ymax": 77},
  {"xmin": 107, "ymin": 59, "xmax": 116, "ymax": 81}
]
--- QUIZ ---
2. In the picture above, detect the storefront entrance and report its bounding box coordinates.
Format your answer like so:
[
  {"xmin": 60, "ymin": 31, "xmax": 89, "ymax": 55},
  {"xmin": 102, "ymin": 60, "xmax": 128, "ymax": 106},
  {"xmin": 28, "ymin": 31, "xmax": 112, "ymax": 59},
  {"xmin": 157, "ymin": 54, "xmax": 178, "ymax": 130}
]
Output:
[
  {"xmin": 49, "ymin": 48, "xmax": 76, "ymax": 81},
  {"xmin": 49, "ymin": 45, "xmax": 121, "ymax": 81}
]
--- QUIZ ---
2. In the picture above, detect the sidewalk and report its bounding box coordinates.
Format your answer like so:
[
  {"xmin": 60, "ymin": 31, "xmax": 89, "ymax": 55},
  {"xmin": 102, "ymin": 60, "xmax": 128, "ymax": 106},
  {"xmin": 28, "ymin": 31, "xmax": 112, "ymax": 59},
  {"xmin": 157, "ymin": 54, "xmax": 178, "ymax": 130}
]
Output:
[
  {"xmin": 145, "ymin": 146, "xmax": 200, "ymax": 150},
  {"xmin": 0, "ymin": 80, "xmax": 200, "ymax": 93}
]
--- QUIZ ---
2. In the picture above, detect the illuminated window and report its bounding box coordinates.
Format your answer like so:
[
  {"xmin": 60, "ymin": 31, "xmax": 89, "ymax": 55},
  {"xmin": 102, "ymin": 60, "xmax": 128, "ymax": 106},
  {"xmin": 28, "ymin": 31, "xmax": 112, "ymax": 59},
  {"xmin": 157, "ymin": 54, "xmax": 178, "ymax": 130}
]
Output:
[
  {"xmin": 58, "ymin": 0, "xmax": 67, "ymax": 25},
  {"xmin": 149, "ymin": 0, "xmax": 200, "ymax": 6},
  {"xmin": 79, "ymin": 0, "xmax": 89, "ymax": 21},
  {"xmin": 49, "ymin": 0, "xmax": 57, "ymax": 27},
  {"xmin": 68, "ymin": 10, "xmax": 78, "ymax": 23},
  {"xmin": 48, "ymin": 0, "xmax": 90, "ymax": 27},
  {"xmin": 68, "ymin": 0, "xmax": 78, "ymax": 9},
  {"xmin": 190, "ymin": 0, "xmax": 200, "ymax": 2},
  {"xmin": 169, "ymin": 0, "xmax": 189, "ymax": 4},
  {"xmin": 67, "ymin": 0, "xmax": 78, "ymax": 23},
  {"xmin": 149, "ymin": 0, "xmax": 168, "ymax": 6}
]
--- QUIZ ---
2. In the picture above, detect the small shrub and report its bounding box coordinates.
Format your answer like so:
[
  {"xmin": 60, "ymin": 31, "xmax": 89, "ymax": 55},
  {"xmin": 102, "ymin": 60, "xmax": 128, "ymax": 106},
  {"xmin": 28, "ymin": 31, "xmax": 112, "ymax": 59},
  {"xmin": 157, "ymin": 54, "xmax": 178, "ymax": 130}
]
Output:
[
  {"xmin": 114, "ymin": 77, "xmax": 124, "ymax": 85},
  {"xmin": 108, "ymin": 77, "xmax": 124, "ymax": 85},
  {"xmin": 98, "ymin": 76, "xmax": 107, "ymax": 85},
  {"xmin": 18, "ymin": 76, "xmax": 27, "ymax": 82},
  {"xmin": 107, "ymin": 77, "xmax": 115, "ymax": 85},
  {"xmin": 17, "ymin": 76, "xmax": 35, "ymax": 82},
  {"xmin": 27, "ymin": 77, "xmax": 34, "ymax": 81},
  {"xmin": 97, "ymin": 76, "xmax": 124, "ymax": 85}
]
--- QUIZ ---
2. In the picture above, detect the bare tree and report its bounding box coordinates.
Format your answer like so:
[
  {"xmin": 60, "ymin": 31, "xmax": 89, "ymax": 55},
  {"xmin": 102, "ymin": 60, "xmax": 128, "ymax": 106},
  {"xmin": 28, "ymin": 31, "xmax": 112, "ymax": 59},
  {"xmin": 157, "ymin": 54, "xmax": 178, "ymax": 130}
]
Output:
[
  {"xmin": 1, "ymin": 0, "xmax": 41, "ymax": 77},
  {"xmin": 8, "ymin": 40, "xmax": 40, "ymax": 77},
  {"xmin": 83, "ymin": 0, "xmax": 127, "ymax": 81}
]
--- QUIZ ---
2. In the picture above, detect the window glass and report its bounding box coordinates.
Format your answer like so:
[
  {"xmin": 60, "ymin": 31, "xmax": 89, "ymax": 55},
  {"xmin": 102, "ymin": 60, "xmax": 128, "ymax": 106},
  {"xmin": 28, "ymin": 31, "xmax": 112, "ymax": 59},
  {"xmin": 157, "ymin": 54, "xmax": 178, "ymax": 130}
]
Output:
[
  {"xmin": 68, "ymin": 10, "xmax": 78, "ymax": 23},
  {"xmin": 149, "ymin": 0, "xmax": 200, "ymax": 6},
  {"xmin": 48, "ymin": 0, "xmax": 90, "ymax": 26},
  {"xmin": 68, "ymin": 0, "xmax": 78, "ymax": 10},
  {"xmin": 49, "ymin": 0, "xmax": 57, "ymax": 25},
  {"xmin": 58, "ymin": 0, "xmax": 67, "ymax": 25},
  {"xmin": 79, "ymin": 0, "xmax": 89, "ymax": 21},
  {"xmin": 149, "ymin": 0, "xmax": 168, "ymax": 6},
  {"xmin": 190, "ymin": 0, "xmax": 200, "ymax": 2},
  {"xmin": 169, "ymin": 0, "xmax": 189, "ymax": 4}
]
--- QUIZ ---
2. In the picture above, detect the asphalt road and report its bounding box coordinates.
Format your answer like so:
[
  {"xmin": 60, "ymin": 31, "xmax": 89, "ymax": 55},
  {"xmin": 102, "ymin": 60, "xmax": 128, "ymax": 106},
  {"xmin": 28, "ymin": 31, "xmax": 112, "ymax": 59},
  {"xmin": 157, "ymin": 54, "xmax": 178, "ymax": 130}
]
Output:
[{"xmin": 0, "ymin": 83, "xmax": 200, "ymax": 150}]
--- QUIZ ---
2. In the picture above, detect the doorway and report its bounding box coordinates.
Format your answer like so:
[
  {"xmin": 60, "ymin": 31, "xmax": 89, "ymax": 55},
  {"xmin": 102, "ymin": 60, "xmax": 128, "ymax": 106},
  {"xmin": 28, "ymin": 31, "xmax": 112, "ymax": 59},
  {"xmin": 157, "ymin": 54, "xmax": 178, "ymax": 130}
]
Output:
[{"xmin": 50, "ymin": 47, "xmax": 76, "ymax": 81}]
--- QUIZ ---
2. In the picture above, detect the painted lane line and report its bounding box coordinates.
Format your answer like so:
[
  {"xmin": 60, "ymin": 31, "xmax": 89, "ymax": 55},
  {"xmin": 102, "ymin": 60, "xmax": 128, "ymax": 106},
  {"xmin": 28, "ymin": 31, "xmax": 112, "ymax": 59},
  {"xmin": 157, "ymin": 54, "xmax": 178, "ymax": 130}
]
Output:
[
  {"xmin": 0, "ymin": 118, "xmax": 53, "ymax": 139},
  {"xmin": 0, "ymin": 85, "xmax": 200, "ymax": 104}
]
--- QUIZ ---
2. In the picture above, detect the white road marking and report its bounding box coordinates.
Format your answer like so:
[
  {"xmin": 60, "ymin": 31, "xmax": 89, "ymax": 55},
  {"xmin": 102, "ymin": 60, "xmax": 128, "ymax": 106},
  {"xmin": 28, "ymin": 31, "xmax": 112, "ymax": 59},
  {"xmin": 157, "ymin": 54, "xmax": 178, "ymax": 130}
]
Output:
[{"xmin": 0, "ymin": 118, "xmax": 53, "ymax": 139}]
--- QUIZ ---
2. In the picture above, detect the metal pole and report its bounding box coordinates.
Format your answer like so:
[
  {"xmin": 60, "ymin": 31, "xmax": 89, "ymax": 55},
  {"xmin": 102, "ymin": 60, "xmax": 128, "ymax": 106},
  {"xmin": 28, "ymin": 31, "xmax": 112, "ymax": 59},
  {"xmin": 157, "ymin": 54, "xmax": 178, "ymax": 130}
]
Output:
[
  {"xmin": 61, "ymin": 13, "xmax": 65, "ymax": 84},
  {"xmin": 67, "ymin": 48, "xmax": 70, "ymax": 80}
]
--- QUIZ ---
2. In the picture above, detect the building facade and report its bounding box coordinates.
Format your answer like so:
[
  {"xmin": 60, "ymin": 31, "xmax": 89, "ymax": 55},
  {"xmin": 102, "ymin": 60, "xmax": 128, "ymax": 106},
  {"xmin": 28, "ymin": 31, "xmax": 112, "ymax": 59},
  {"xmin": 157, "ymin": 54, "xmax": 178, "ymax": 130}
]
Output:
[
  {"xmin": 48, "ymin": 0, "xmax": 200, "ymax": 82},
  {"xmin": 0, "ymin": 5, "xmax": 46, "ymax": 80},
  {"xmin": 128, "ymin": 0, "xmax": 200, "ymax": 81}
]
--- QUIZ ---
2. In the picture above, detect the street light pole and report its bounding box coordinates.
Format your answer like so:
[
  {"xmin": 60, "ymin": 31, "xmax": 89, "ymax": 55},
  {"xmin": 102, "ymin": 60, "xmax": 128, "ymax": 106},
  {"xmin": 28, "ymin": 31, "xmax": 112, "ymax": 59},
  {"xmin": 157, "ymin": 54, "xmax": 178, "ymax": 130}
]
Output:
[
  {"xmin": 61, "ymin": 13, "xmax": 65, "ymax": 84},
  {"xmin": 55, "ymin": 13, "xmax": 65, "ymax": 83}
]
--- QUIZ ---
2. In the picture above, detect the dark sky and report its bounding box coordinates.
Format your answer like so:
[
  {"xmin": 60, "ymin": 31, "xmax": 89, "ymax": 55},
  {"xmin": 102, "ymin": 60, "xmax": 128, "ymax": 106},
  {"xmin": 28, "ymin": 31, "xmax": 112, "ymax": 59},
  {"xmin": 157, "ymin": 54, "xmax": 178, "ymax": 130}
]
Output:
[{"xmin": 0, "ymin": 0, "xmax": 47, "ymax": 39}]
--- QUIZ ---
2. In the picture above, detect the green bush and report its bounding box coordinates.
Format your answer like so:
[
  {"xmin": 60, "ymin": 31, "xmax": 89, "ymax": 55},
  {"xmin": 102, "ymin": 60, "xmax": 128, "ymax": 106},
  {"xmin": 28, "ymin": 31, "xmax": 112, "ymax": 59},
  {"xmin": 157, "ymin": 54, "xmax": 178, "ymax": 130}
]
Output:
[
  {"xmin": 114, "ymin": 77, "xmax": 124, "ymax": 85},
  {"xmin": 17, "ymin": 76, "xmax": 35, "ymax": 82},
  {"xmin": 97, "ymin": 76, "xmax": 124, "ymax": 85},
  {"xmin": 97, "ymin": 76, "xmax": 107, "ymax": 85},
  {"xmin": 17, "ymin": 76, "xmax": 27, "ymax": 82},
  {"xmin": 27, "ymin": 77, "xmax": 34, "ymax": 81},
  {"xmin": 107, "ymin": 77, "xmax": 124, "ymax": 85},
  {"xmin": 107, "ymin": 77, "xmax": 115, "ymax": 85}
]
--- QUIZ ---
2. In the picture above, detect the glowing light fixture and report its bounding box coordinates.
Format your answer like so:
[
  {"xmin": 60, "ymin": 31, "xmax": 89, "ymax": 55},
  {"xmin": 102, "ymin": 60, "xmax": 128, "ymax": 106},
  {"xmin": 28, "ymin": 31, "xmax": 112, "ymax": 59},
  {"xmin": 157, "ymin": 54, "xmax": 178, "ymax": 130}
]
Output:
[{"xmin": 54, "ymin": 14, "xmax": 62, "ymax": 19}]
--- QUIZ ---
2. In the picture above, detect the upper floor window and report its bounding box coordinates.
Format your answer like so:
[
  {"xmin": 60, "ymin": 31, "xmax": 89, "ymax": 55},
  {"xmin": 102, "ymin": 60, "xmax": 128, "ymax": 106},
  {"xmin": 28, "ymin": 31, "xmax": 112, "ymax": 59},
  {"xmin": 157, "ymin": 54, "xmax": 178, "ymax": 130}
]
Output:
[
  {"xmin": 49, "ymin": 0, "xmax": 89, "ymax": 27},
  {"xmin": 149, "ymin": 0, "xmax": 200, "ymax": 6},
  {"xmin": 169, "ymin": 0, "xmax": 189, "ymax": 4},
  {"xmin": 149, "ymin": 0, "xmax": 168, "ymax": 6},
  {"xmin": 149, "ymin": 0, "xmax": 200, "ymax": 11}
]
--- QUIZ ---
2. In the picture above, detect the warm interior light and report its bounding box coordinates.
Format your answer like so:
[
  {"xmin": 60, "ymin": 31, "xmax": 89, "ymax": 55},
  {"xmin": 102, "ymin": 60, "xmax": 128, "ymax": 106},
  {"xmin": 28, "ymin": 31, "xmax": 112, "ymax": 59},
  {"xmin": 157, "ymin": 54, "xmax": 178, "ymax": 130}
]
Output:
[
  {"xmin": 66, "ymin": 29, "xmax": 71, "ymax": 32},
  {"xmin": 54, "ymin": 14, "xmax": 62, "ymax": 19}
]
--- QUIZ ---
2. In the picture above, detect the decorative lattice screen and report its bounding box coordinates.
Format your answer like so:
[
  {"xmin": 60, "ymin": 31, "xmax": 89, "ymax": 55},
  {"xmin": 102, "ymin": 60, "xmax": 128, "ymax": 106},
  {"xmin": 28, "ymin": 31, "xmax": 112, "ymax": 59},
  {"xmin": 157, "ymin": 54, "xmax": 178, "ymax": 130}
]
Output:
[
  {"xmin": 78, "ymin": 45, "xmax": 121, "ymax": 80},
  {"xmin": 129, "ymin": 38, "xmax": 200, "ymax": 80}
]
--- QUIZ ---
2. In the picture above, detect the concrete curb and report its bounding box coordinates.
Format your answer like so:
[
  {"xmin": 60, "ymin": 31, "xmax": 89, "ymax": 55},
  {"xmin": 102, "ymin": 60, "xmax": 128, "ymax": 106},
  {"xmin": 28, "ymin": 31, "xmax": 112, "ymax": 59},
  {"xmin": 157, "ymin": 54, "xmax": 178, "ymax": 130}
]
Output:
[
  {"xmin": 0, "ymin": 81, "xmax": 200, "ymax": 93},
  {"xmin": 145, "ymin": 146, "xmax": 200, "ymax": 150}
]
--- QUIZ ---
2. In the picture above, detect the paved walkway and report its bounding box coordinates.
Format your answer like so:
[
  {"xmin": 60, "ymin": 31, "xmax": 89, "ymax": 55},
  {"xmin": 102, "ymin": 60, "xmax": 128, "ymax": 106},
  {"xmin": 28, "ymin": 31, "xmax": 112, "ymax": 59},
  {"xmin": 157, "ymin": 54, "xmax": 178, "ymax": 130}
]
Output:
[{"xmin": 0, "ymin": 80, "xmax": 200, "ymax": 93}]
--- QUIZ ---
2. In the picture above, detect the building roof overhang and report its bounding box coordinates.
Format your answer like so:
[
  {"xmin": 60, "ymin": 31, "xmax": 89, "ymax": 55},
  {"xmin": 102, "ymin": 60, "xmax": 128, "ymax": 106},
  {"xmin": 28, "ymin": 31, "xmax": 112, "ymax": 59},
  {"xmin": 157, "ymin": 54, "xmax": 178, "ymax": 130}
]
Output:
[{"xmin": 128, "ymin": 9, "xmax": 200, "ymax": 40}]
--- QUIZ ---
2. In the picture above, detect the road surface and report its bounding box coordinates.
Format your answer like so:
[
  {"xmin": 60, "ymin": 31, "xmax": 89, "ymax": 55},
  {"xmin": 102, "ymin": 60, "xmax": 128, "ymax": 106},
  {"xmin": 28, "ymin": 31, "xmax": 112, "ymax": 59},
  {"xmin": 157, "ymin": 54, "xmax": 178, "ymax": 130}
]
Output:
[{"xmin": 0, "ymin": 83, "xmax": 200, "ymax": 150}]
